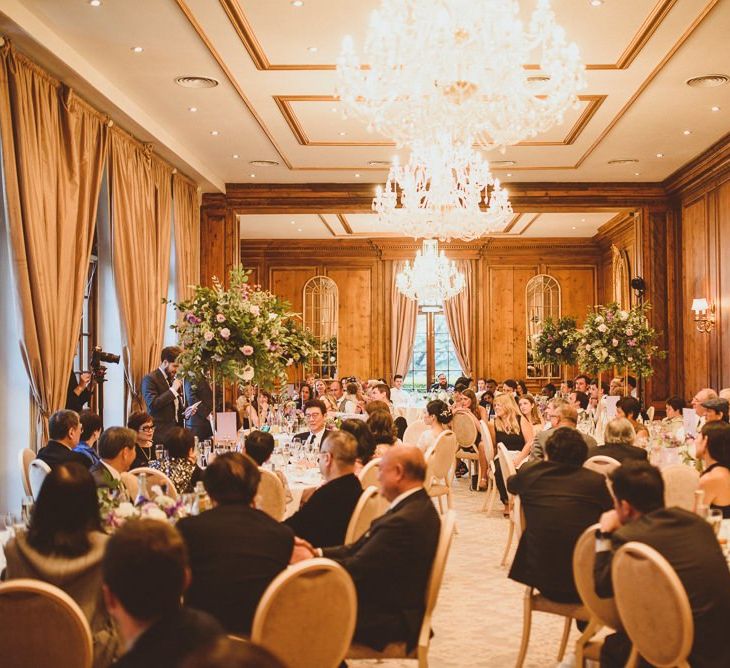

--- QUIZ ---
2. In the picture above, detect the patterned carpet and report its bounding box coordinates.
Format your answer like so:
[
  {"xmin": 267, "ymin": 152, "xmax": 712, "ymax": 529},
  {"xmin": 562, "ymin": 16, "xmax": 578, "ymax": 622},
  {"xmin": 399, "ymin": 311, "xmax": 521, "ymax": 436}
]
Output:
[{"xmin": 350, "ymin": 477, "xmax": 580, "ymax": 668}]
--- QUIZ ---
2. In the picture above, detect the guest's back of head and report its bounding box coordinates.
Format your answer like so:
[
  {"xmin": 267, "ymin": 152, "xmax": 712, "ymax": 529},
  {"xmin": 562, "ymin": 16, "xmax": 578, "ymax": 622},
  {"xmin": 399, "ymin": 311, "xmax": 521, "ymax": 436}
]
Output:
[
  {"xmin": 321, "ymin": 430, "xmax": 358, "ymax": 469},
  {"xmin": 616, "ymin": 395, "xmax": 642, "ymax": 420},
  {"xmin": 48, "ymin": 409, "xmax": 80, "ymax": 441},
  {"xmin": 340, "ymin": 418, "xmax": 375, "ymax": 464},
  {"xmin": 545, "ymin": 427, "xmax": 588, "ymax": 467},
  {"xmin": 244, "ymin": 430, "xmax": 275, "ymax": 466},
  {"xmin": 98, "ymin": 426, "xmax": 137, "ymax": 461},
  {"xmin": 604, "ymin": 418, "xmax": 636, "ymax": 446},
  {"xmin": 79, "ymin": 410, "xmax": 103, "ymax": 442},
  {"xmin": 181, "ymin": 638, "xmax": 286, "ymax": 668},
  {"xmin": 367, "ymin": 408, "xmax": 396, "ymax": 446},
  {"xmin": 701, "ymin": 421, "xmax": 730, "ymax": 467},
  {"xmin": 165, "ymin": 427, "xmax": 196, "ymax": 459},
  {"xmin": 203, "ymin": 452, "xmax": 260, "ymax": 506},
  {"xmin": 609, "ymin": 460, "xmax": 664, "ymax": 514}
]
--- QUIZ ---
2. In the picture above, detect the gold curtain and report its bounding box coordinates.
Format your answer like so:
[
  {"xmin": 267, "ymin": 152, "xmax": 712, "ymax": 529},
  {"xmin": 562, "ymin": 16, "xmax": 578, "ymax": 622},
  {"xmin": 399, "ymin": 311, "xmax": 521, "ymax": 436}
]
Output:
[
  {"xmin": 109, "ymin": 129, "xmax": 172, "ymax": 411},
  {"xmin": 443, "ymin": 259, "xmax": 473, "ymax": 378},
  {"xmin": 0, "ymin": 45, "xmax": 108, "ymax": 443},
  {"xmin": 390, "ymin": 260, "xmax": 418, "ymax": 378},
  {"xmin": 172, "ymin": 172, "xmax": 200, "ymax": 302}
]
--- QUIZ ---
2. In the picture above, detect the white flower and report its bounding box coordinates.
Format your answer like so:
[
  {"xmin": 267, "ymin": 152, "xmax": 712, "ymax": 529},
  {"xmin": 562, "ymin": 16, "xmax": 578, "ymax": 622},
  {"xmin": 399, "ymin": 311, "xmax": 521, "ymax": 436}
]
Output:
[
  {"xmin": 155, "ymin": 495, "xmax": 176, "ymax": 509},
  {"xmin": 215, "ymin": 313, "xmax": 226, "ymax": 323},
  {"xmin": 219, "ymin": 327, "xmax": 230, "ymax": 340},
  {"xmin": 116, "ymin": 502, "xmax": 136, "ymax": 518},
  {"xmin": 252, "ymin": 327, "xmax": 259, "ymax": 335},
  {"xmin": 203, "ymin": 330, "xmax": 214, "ymax": 342},
  {"xmin": 242, "ymin": 364, "xmax": 255, "ymax": 381},
  {"xmin": 619, "ymin": 311, "xmax": 629, "ymax": 321},
  {"xmin": 268, "ymin": 312, "xmax": 278, "ymax": 321},
  {"xmin": 625, "ymin": 328, "xmax": 634, "ymax": 336},
  {"xmin": 286, "ymin": 358, "xmax": 294, "ymax": 366},
  {"xmin": 141, "ymin": 505, "xmax": 168, "ymax": 522},
  {"xmin": 263, "ymin": 338, "xmax": 271, "ymax": 349},
  {"xmin": 250, "ymin": 305, "xmax": 261, "ymax": 317},
  {"xmin": 597, "ymin": 324, "xmax": 608, "ymax": 333},
  {"xmin": 612, "ymin": 338, "xmax": 619, "ymax": 347},
  {"xmin": 595, "ymin": 316, "xmax": 604, "ymax": 323},
  {"xmin": 585, "ymin": 345, "xmax": 591, "ymax": 351},
  {"xmin": 555, "ymin": 347, "xmax": 562, "ymax": 354}
]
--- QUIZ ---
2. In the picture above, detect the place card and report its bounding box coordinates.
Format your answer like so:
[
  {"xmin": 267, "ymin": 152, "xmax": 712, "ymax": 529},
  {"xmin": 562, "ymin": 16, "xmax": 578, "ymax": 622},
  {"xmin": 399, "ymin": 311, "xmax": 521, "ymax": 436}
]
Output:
[
  {"xmin": 604, "ymin": 396, "xmax": 619, "ymax": 420},
  {"xmin": 683, "ymin": 408, "xmax": 698, "ymax": 437}
]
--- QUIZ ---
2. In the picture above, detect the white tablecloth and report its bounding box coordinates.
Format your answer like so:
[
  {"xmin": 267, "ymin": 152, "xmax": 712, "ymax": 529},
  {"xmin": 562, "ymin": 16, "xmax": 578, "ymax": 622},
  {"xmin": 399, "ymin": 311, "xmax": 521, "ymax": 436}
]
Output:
[
  {"xmin": 283, "ymin": 466, "xmax": 322, "ymax": 519},
  {"xmin": 394, "ymin": 405, "xmax": 425, "ymax": 425}
]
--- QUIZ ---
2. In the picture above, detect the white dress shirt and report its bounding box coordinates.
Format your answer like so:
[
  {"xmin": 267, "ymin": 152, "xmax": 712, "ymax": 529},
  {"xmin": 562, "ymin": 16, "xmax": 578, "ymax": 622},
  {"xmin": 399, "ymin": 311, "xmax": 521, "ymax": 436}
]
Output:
[
  {"xmin": 390, "ymin": 387, "xmax": 411, "ymax": 406},
  {"xmin": 304, "ymin": 429, "xmax": 327, "ymax": 449}
]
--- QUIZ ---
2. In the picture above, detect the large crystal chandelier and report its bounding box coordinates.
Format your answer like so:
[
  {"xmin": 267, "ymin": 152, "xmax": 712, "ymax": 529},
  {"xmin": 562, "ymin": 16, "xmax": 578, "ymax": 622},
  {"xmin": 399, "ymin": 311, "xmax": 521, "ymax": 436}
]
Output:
[
  {"xmin": 337, "ymin": 0, "xmax": 586, "ymax": 150},
  {"xmin": 373, "ymin": 141, "xmax": 513, "ymax": 241},
  {"xmin": 396, "ymin": 239, "xmax": 465, "ymax": 307}
]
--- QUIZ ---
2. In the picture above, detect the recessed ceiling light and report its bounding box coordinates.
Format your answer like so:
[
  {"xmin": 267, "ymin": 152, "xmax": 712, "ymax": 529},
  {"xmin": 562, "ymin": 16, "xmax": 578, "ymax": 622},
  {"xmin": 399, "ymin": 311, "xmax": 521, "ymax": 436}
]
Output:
[
  {"xmin": 175, "ymin": 76, "xmax": 219, "ymax": 89},
  {"xmin": 634, "ymin": 172, "xmax": 641, "ymax": 176},
  {"xmin": 88, "ymin": 0, "xmax": 101, "ymax": 6},
  {"xmin": 232, "ymin": 154, "xmax": 239, "ymax": 159},
  {"xmin": 290, "ymin": 220, "xmax": 295, "ymax": 225},
  {"xmin": 331, "ymin": 107, "xmax": 338, "ymax": 112},
  {"xmin": 683, "ymin": 129, "xmax": 691, "ymax": 135},
  {"xmin": 686, "ymin": 74, "xmax": 729, "ymax": 88},
  {"xmin": 188, "ymin": 106, "xmax": 198, "ymax": 112},
  {"xmin": 297, "ymin": 228, "xmax": 303, "ymax": 232},
  {"xmin": 355, "ymin": 173, "xmax": 361, "ymax": 178},
  {"xmin": 711, "ymin": 105, "xmax": 721, "ymax": 112},
  {"xmin": 589, "ymin": 0, "xmax": 604, "ymax": 6},
  {"xmin": 581, "ymin": 218, "xmax": 586, "ymax": 222},
  {"xmin": 572, "ymin": 226, "xmax": 577, "ymax": 230},
  {"xmin": 210, "ymin": 130, "xmax": 219, "ymax": 136},
  {"xmin": 339, "ymin": 131, "xmax": 347, "ymax": 136},
  {"xmin": 131, "ymin": 46, "xmax": 144, "ymax": 53},
  {"xmin": 291, "ymin": 0, "xmax": 304, "ymax": 6},
  {"xmin": 249, "ymin": 159, "xmax": 280, "ymax": 167},
  {"xmin": 249, "ymin": 173, "xmax": 256, "ymax": 178},
  {"xmin": 307, "ymin": 46, "xmax": 318, "ymax": 53},
  {"xmin": 656, "ymin": 153, "xmax": 664, "ymax": 158},
  {"xmin": 506, "ymin": 173, "xmax": 512, "ymax": 177}
]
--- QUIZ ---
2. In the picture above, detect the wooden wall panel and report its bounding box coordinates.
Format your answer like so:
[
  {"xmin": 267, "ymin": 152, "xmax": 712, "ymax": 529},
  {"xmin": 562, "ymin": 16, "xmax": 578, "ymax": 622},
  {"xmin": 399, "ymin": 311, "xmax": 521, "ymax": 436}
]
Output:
[
  {"xmin": 544, "ymin": 265, "xmax": 597, "ymax": 325},
  {"xmin": 269, "ymin": 267, "xmax": 318, "ymax": 315},
  {"xmin": 200, "ymin": 214, "xmax": 225, "ymax": 287},
  {"xmin": 718, "ymin": 181, "xmax": 730, "ymax": 388}
]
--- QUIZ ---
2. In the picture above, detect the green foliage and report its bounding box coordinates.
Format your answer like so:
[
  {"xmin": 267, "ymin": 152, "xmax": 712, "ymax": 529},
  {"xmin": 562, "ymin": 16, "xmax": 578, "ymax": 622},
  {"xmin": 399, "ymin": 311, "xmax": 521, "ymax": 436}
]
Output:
[{"xmin": 532, "ymin": 315, "xmax": 579, "ymax": 366}]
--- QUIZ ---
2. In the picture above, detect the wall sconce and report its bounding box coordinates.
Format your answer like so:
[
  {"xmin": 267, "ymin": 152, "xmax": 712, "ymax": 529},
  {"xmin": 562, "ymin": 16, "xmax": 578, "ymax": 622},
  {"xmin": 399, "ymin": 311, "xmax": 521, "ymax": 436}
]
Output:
[{"xmin": 691, "ymin": 297, "xmax": 716, "ymax": 333}]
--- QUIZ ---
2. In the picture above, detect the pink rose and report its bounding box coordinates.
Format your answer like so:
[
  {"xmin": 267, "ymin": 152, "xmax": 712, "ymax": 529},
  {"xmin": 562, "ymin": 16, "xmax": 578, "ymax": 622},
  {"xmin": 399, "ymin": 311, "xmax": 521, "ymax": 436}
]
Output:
[
  {"xmin": 216, "ymin": 313, "xmax": 226, "ymax": 323},
  {"xmin": 219, "ymin": 328, "xmax": 230, "ymax": 340},
  {"xmin": 203, "ymin": 331, "xmax": 214, "ymax": 342},
  {"xmin": 241, "ymin": 345, "xmax": 254, "ymax": 356},
  {"xmin": 250, "ymin": 305, "xmax": 261, "ymax": 317}
]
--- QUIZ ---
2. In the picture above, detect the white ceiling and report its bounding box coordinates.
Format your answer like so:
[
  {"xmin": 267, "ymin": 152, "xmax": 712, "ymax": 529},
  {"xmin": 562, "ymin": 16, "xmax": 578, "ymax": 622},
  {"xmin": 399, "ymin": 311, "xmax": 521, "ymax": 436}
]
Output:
[{"xmin": 1, "ymin": 0, "xmax": 728, "ymax": 195}]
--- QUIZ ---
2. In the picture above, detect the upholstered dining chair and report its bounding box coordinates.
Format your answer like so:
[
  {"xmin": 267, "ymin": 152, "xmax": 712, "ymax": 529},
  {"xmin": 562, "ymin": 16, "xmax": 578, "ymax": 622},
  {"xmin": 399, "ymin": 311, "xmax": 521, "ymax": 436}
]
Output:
[
  {"xmin": 357, "ymin": 456, "xmax": 381, "ymax": 489},
  {"xmin": 128, "ymin": 466, "xmax": 178, "ymax": 500},
  {"xmin": 612, "ymin": 542, "xmax": 693, "ymax": 668},
  {"xmin": 0, "ymin": 578, "xmax": 93, "ymax": 668},
  {"xmin": 28, "ymin": 458, "xmax": 51, "ymax": 499},
  {"xmin": 661, "ymin": 464, "xmax": 699, "ymax": 511},
  {"xmin": 572, "ymin": 524, "xmax": 623, "ymax": 666},
  {"xmin": 583, "ymin": 455, "xmax": 621, "ymax": 477},
  {"xmin": 496, "ymin": 443, "xmax": 519, "ymax": 566},
  {"xmin": 424, "ymin": 430, "xmax": 459, "ymax": 513},
  {"xmin": 347, "ymin": 510, "xmax": 457, "ymax": 668},
  {"xmin": 18, "ymin": 448, "xmax": 35, "ymax": 497},
  {"xmin": 255, "ymin": 468, "xmax": 287, "ymax": 521},
  {"xmin": 344, "ymin": 485, "xmax": 388, "ymax": 544},
  {"xmin": 452, "ymin": 412, "xmax": 480, "ymax": 487},
  {"xmin": 479, "ymin": 419, "xmax": 499, "ymax": 513},
  {"xmin": 403, "ymin": 419, "xmax": 428, "ymax": 446},
  {"xmin": 252, "ymin": 558, "xmax": 357, "ymax": 668}
]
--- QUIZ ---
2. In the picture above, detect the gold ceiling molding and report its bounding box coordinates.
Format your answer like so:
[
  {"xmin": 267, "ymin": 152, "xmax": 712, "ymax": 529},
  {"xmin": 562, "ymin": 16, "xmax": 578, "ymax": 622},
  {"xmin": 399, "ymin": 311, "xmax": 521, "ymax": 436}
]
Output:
[
  {"xmin": 220, "ymin": 0, "xmax": 676, "ymax": 72},
  {"xmin": 274, "ymin": 94, "xmax": 606, "ymax": 148}
]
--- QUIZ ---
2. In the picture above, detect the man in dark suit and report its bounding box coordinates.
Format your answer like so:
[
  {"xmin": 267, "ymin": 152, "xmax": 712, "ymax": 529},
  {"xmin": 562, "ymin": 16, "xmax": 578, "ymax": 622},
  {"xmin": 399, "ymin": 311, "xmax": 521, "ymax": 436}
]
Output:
[
  {"xmin": 89, "ymin": 426, "xmax": 137, "ymax": 501},
  {"xmin": 103, "ymin": 520, "xmax": 223, "ymax": 668},
  {"xmin": 176, "ymin": 452, "xmax": 294, "ymax": 635},
  {"xmin": 36, "ymin": 410, "xmax": 92, "ymax": 469},
  {"xmin": 531, "ymin": 400, "xmax": 597, "ymax": 461},
  {"xmin": 594, "ymin": 461, "xmax": 730, "ymax": 668},
  {"xmin": 141, "ymin": 346, "xmax": 184, "ymax": 443},
  {"xmin": 587, "ymin": 417, "xmax": 648, "ymax": 463},
  {"xmin": 508, "ymin": 427, "xmax": 613, "ymax": 603},
  {"xmin": 284, "ymin": 430, "xmax": 363, "ymax": 547},
  {"xmin": 292, "ymin": 445, "xmax": 441, "ymax": 651},
  {"xmin": 184, "ymin": 377, "xmax": 213, "ymax": 441},
  {"xmin": 294, "ymin": 399, "xmax": 329, "ymax": 449}
]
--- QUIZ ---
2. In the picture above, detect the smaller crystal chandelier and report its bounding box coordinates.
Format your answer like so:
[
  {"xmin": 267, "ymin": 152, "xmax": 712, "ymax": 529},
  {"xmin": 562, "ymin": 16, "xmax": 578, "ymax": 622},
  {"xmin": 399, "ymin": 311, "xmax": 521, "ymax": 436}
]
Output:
[
  {"xmin": 373, "ymin": 143, "xmax": 513, "ymax": 241},
  {"xmin": 396, "ymin": 239, "xmax": 465, "ymax": 309}
]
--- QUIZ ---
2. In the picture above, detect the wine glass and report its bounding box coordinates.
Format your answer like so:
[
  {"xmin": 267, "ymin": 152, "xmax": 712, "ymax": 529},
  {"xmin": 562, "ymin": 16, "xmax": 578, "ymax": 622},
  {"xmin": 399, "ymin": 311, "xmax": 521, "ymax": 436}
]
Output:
[{"xmin": 2, "ymin": 512, "xmax": 19, "ymax": 540}]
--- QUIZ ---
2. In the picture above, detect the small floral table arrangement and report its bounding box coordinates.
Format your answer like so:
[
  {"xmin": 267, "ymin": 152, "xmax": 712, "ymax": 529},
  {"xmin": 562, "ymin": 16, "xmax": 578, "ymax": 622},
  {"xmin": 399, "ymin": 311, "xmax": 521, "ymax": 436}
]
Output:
[{"xmin": 98, "ymin": 484, "xmax": 189, "ymax": 531}]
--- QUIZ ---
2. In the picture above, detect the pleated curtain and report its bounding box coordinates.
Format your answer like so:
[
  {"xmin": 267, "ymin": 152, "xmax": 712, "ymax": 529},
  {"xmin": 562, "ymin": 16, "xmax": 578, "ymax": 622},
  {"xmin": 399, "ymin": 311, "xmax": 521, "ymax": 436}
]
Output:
[
  {"xmin": 443, "ymin": 259, "xmax": 474, "ymax": 378},
  {"xmin": 109, "ymin": 129, "xmax": 172, "ymax": 411},
  {"xmin": 390, "ymin": 260, "xmax": 419, "ymax": 378},
  {"xmin": 0, "ymin": 45, "xmax": 108, "ymax": 444},
  {"xmin": 172, "ymin": 172, "xmax": 200, "ymax": 303}
]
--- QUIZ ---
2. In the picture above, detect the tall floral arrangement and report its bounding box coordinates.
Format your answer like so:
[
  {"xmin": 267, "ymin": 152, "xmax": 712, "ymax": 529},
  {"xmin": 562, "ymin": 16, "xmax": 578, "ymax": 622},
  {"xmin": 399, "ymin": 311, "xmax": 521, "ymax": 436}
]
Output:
[
  {"xmin": 574, "ymin": 302, "xmax": 664, "ymax": 376},
  {"xmin": 532, "ymin": 315, "xmax": 579, "ymax": 366},
  {"xmin": 167, "ymin": 266, "xmax": 319, "ymax": 389}
]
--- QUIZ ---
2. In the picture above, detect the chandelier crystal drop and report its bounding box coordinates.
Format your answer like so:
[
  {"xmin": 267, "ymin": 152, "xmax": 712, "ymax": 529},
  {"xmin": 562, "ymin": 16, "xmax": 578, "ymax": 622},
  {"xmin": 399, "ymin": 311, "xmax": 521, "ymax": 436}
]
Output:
[
  {"xmin": 337, "ymin": 0, "xmax": 586, "ymax": 150},
  {"xmin": 396, "ymin": 239, "xmax": 465, "ymax": 307},
  {"xmin": 373, "ymin": 143, "xmax": 513, "ymax": 241}
]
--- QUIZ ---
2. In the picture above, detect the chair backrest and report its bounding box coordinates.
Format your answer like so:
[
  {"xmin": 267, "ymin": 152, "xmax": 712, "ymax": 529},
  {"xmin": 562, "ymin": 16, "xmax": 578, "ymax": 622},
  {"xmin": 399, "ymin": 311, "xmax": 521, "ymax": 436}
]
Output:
[
  {"xmin": 120, "ymin": 471, "xmax": 138, "ymax": 500},
  {"xmin": 661, "ymin": 464, "xmax": 700, "ymax": 511},
  {"xmin": 256, "ymin": 468, "xmax": 287, "ymax": 520},
  {"xmin": 425, "ymin": 430, "xmax": 459, "ymax": 487},
  {"xmin": 28, "ymin": 459, "xmax": 51, "ymax": 499},
  {"xmin": 357, "ymin": 457, "xmax": 381, "ymax": 489},
  {"xmin": 344, "ymin": 485, "xmax": 388, "ymax": 544},
  {"xmin": 128, "ymin": 466, "xmax": 179, "ymax": 500},
  {"xmin": 480, "ymin": 420, "xmax": 495, "ymax": 461},
  {"xmin": 646, "ymin": 406, "xmax": 655, "ymax": 422},
  {"xmin": 403, "ymin": 420, "xmax": 428, "ymax": 446},
  {"xmin": 0, "ymin": 578, "xmax": 93, "ymax": 668},
  {"xmin": 18, "ymin": 448, "xmax": 35, "ymax": 497},
  {"xmin": 252, "ymin": 558, "xmax": 357, "ymax": 668},
  {"xmin": 451, "ymin": 412, "xmax": 478, "ymax": 448},
  {"xmin": 583, "ymin": 455, "xmax": 621, "ymax": 476},
  {"xmin": 612, "ymin": 542, "xmax": 693, "ymax": 667},
  {"xmin": 496, "ymin": 443, "xmax": 517, "ymax": 501},
  {"xmin": 572, "ymin": 524, "xmax": 622, "ymax": 631}
]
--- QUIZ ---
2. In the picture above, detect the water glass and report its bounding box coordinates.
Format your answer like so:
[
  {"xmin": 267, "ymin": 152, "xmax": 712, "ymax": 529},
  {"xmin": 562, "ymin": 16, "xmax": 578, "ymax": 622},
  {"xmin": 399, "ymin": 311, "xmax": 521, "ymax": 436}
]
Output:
[
  {"xmin": 21, "ymin": 496, "xmax": 34, "ymax": 526},
  {"xmin": 155, "ymin": 444, "xmax": 165, "ymax": 461}
]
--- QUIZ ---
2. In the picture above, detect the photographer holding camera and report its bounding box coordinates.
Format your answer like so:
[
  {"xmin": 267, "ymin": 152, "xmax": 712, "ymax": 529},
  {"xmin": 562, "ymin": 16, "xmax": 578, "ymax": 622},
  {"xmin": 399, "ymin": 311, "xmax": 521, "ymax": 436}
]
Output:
[
  {"xmin": 141, "ymin": 346, "xmax": 185, "ymax": 444},
  {"xmin": 66, "ymin": 369, "xmax": 93, "ymax": 412}
]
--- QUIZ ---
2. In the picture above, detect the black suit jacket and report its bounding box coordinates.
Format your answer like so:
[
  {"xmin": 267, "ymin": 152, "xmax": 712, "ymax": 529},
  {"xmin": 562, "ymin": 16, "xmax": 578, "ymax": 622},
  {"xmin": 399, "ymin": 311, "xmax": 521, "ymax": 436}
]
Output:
[
  {"xmin": 36, "ymin": 440, "xmax": 92, "ymax": 470},
  {"xmin": 141, "ymin": 369, "xmax": 182, "ymax": 442},
  {"xmin": 65, "ymin": 370, "xmax": 90, "ymax": 412},
  {"xmin": 507, "ymin": 460, "xmax": 613, "ymax": 602},
  {"xmin": 176, "ymin": 503, "xmax": 294, "ymax": 635},
  {"xmin": 595, "ymin": 507, "xmax": 730, "ymax": 668},
  {"xmin": 322, "ymin": 487, "xmax": 440, "ymax": 651},
  {"xmin": 184, "ymin": 379, "xmax": 213, "ymax": 440},
  {"xmin": 586, "ymin": 442, "xmax": 648, "ymax": 463},
  {"xmin": 113, "ymin": 607, "xmax": 222, "ymax": 668},
  {"xmin": 284, "ymin": 473, "xmax": 362, "ymax": 547}
]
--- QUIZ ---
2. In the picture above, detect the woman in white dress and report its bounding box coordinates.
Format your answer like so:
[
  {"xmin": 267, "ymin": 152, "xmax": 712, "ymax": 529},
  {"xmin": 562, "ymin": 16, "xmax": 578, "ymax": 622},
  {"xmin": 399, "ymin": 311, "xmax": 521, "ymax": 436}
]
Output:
[{"xmin": 417, "ymin": 400, "xmax": 452, "ymax": 453}]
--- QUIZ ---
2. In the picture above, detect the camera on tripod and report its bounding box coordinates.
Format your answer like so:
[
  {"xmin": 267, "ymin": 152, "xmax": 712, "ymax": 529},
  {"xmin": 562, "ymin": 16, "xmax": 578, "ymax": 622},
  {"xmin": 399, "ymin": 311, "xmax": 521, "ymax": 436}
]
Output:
[{"xmin": 90, "ymin": 346, "xmax": 120, "ymax": 382}]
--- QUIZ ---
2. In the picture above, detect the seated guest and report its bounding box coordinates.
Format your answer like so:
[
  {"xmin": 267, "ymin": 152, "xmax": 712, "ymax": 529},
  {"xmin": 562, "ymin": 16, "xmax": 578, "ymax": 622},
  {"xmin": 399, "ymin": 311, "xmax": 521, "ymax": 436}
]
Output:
[
  {"xmin": 616, "ymin": 396, "xmax": 649, "ymax": 444},
  {"xmin": 662, "ymin": 395, "xmax": 686, "ymax": 434},
  {"xmin": 518, "ymin": 393, "xmax": 543, "ymax": 428},
  {"xmin": 696, "ymin": 421, "xmax": 730, "ymax": 517},
  {"xmin": 292, "ymin": 446, "xmax": 440, "ymax": 652},
  {"xmin": 508, "ymin": 428, "xmax": 613, "ymax": 603},
  {"xmin": 340, "ymin": 381, "xmax": 365, "ymax": 414},
  {"xmin": 479, "ymin": 390, "xmax": 496, "ymax": 420},
  {"xmin": 294, "ymin": 399, "xmax": 329, "ymax": 449},
  {"xmin": 416, "ymin": 400, "xmax": 452, "ymax": 453},
  {"xmin": 37, "ymin": 409, "xmax": 91, "ymax": 469},
  {"xmin": 149, "ymin": 427, "xmax": 203, "ymax": 495},
  {"xmin": 701, "ymin": 397, "xmax": 729, "ymax": 423},
  {"xmin": 247, "ymin": 390, "xmax": 272, "ymax": 429},
  {"xmin": 569, "ymin": 390, "xmax": 590, "ymax": 414},
  {"xmin": 181, "ymin": 637, "xmax": 286, "ymax": 668},
  {"xmin": 367, "ymin": 407, "xmax": 399, "ymax": 457},
  {"xmin": 294, "ymin": 383, "xmax": 312, "ymax": 411},
  {"xmin": 531, "ymin": 400, "xmax": 596, "ymax": 462},
  {"xmin": 430, "ymin": 373, "xmax": 451, "ymax": 392},
  {"xmin": 595, "ymin": 461, "xmax": 730, "ymax": 668},
  {"xmin": 541, "ymin": 383, "xmax": 557, "ymax": 400},
  {"xmin": 73, "ymin": 410, "xmax": 103, "ymax": 467},
  {"xmin": 502, "ymin": 378, "xmax": 519, "ymax": 397},
  {"xmin": 176, "ymin": 453, "xmax": 294, "ymax": 635},
  {"xmin": 390, "ymin": 374, "xmax": 410, "ymax": 405},
  {"xmin": 244, "ymin": 430, "xmax": 292, "ymax": 503},
  {"xmin": 4, "ymin": 463, "xmax": 120, "ymax": 666},
  {"xmin": 587, "ymin": 418, "xmax": 648, "ymax": 463},
  {"xmin": 340, "ymin": 418, "xmax": 375, "ymax": 469},
  {"xmin": 103, "ymin": 520, "xmax": 223, "ymax": 667},
  {"xmin": 314, "ymin": 378, "xmax": 338, "ymax": 413},
  {"xmin": 284, "ymin": 430, "xmax": 362, "ymax": 547},
  {"xmin": 371, "ymin": 383, "xmax": 407, "ymax": 439},
  {"xmin": 90, "ymin": 426, "xmax": 138, "ymax": 501},
  {"xmin": 127, "ymin": 410, "xmax": 157, "ymax": 469},
  {"xmin": 692, "ymin": 387, "xmax": 718, "ymax": 431}
]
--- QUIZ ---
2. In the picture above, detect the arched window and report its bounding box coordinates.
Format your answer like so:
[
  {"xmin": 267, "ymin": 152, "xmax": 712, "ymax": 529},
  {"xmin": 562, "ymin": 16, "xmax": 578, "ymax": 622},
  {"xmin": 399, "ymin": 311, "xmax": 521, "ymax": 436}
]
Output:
[
  {"xmin": 612, "ymin": 244, "xmax": 631, "ymax": 308},
  {"xmin": 303, "ymin": 276, "xmax": 338, "ymax": 378},
  {"xmin": 526, "ymin": 274, "xmax": 561, "ymax": 379}
]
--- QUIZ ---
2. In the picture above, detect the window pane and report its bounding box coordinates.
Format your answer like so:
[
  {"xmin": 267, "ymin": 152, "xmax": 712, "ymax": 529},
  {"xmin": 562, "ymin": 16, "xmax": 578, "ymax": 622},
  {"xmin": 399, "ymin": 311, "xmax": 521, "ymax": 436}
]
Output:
[
  {"xmin": 405, "ymin": 313, "xmax": 428, "ymax": 393},
  {"xmin": 433, "ymin": 313, "xmax": 462, "ymax": 385}
]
